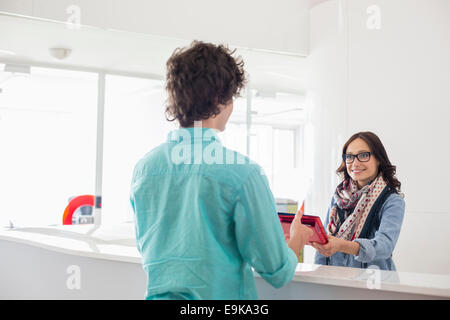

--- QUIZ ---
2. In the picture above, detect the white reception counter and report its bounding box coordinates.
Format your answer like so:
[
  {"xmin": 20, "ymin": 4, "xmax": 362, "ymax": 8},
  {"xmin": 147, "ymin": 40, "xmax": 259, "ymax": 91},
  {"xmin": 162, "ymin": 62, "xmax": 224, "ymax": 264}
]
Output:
[{"xmin": 0, "ymin": 223, "xmax": 449, "ymax": 299}]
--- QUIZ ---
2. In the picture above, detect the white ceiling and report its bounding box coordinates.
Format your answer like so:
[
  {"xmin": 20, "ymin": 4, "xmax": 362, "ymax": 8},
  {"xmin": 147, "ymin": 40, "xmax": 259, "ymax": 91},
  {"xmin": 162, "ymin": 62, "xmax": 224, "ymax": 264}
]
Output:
[{"xmin": 0, "ymin": 12, "xmax": 308, "ymax": 95}]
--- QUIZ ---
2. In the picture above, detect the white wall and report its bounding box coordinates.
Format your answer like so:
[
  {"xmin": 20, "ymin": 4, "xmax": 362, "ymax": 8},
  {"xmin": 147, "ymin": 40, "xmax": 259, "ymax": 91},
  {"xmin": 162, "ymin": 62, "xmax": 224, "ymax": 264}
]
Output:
[
  {"xmin": 302, "ymin": 0, "xmax": 348, "ymax": 265},
  {"xmin": 308, "ymin": 0, "xmax": 450, "ymax": 275},
  {"xmin": 305, "ymin": 0, "xmax": 348, "ymax": 221},
  {"xmin": 0, "ymin": 0, "xmax": 309, "ymax": 55}
]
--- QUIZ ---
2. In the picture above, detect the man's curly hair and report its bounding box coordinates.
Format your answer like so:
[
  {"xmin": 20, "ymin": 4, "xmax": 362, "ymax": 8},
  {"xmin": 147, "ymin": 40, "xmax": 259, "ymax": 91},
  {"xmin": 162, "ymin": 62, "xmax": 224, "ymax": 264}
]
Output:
[{"xmin": 165, "ymin": 41, "xmax": 247, "ymax": 128}]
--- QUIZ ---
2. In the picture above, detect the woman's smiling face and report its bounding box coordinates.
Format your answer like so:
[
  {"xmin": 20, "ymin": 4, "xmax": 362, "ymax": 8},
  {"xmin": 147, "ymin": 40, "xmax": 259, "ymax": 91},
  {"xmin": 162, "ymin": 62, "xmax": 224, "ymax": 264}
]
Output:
[{"xmin": 345, "ymin": 138, "xmax": 380, "ymax": 189}]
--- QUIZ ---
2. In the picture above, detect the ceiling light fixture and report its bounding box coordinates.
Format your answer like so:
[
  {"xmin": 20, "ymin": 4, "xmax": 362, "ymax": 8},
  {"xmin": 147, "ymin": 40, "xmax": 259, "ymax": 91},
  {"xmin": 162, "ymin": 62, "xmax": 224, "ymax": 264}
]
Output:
[{"xmin": 49, "ymin": 47, "xmax": 72, "ymax": 60}]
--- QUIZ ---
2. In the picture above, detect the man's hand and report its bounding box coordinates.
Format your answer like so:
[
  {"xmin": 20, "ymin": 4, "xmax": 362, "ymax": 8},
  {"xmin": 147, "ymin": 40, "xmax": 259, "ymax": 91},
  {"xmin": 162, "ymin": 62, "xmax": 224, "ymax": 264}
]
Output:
[{"xmin": 287, "ymin": 209, "xmax": 313, "ymax": 259}]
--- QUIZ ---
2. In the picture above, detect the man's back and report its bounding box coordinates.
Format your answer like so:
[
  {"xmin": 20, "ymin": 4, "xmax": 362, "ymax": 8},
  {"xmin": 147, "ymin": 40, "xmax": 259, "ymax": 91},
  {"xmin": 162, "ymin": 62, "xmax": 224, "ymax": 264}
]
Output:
[{"xmin": 130, "ymin": 127, "xmax": 297, "ymax": 299}]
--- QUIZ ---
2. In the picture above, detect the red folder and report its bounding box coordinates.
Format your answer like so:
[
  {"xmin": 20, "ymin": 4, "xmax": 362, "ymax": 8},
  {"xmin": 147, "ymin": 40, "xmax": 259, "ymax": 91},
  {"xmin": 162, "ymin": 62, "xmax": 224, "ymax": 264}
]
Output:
[{"xmin": 278, "ymin": 213, "xmax": 328, "ymax": 245}]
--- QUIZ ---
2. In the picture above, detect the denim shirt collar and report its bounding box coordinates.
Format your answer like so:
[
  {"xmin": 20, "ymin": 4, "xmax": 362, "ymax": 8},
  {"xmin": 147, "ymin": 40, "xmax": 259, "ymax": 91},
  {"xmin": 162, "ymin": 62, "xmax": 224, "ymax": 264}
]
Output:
[{"xmin": 167, "ymin": 127, "xmax": 222, "ymax": 144}]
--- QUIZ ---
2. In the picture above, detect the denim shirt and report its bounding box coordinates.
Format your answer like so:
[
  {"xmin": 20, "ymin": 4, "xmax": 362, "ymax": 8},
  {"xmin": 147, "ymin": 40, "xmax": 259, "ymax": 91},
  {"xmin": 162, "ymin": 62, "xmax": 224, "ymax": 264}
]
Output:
[{"xmin": 314, "ymin": 192, "xmax": 405, "ymax": 271}]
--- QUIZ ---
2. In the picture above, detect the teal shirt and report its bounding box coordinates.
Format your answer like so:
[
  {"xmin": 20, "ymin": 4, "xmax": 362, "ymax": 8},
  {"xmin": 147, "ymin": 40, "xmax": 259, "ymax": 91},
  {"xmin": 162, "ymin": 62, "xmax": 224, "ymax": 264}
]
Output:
[{"xmin": 130, "ymin": 127, "xmax": 297, "ymax": 300}]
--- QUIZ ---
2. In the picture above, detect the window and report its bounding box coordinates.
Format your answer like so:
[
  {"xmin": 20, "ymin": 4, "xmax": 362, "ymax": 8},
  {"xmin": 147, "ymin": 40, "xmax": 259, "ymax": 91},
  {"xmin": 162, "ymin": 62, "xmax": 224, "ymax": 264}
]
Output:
[
  {"xmin": 218, "ymin": 96, "xmax": 248, "ymax": 155},
  {"xmin": 0, "ymin": 65, "xmax": 97, "ymax": 227},
  {"xmin": 222, "ymin": 90, "xmax": 307, "ymax": 206},
  {"xmin": 0, "ymin": 62, "xmax": 306, "ymax": 227},
  {"xmin": 101, "ymin": 74, "xmax": 176, "ymax": 225}
]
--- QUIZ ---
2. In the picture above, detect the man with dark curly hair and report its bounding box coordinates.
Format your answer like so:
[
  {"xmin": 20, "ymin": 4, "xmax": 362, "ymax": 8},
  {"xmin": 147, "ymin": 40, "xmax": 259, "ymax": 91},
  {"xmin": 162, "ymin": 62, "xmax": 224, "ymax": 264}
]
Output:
[
  {"xmin": 164, "ymin": 40, "xmax": 246, "ymax": 130},
  {"xmin": 130, "ymin": 41, "xmax": 312, "ymax": 300}
]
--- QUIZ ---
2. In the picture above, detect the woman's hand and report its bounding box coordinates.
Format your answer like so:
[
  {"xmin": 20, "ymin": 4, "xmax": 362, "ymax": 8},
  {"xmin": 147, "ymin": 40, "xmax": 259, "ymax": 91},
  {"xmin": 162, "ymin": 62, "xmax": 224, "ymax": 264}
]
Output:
[{"xmin": 311, "ymin": 235, "xmax": 345, "ymax": 257}]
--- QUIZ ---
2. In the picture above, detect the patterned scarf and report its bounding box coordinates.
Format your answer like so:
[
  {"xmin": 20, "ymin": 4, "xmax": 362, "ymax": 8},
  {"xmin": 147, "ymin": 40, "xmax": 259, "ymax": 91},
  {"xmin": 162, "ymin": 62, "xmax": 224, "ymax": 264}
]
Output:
[{"xmin": 327, "ymin": 174, "xmax": 387, "ymax": 241}]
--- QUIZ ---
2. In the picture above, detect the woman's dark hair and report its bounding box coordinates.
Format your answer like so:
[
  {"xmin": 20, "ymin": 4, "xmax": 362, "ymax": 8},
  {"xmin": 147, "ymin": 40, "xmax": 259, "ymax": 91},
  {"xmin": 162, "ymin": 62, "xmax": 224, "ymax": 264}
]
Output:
[
  {"xmin": 337, "ymin": 131, "xmax": 402, "ymax": 192},
  {"xmin": 165, "ymin": 40, "xmax": 247, "ymax": 128}
]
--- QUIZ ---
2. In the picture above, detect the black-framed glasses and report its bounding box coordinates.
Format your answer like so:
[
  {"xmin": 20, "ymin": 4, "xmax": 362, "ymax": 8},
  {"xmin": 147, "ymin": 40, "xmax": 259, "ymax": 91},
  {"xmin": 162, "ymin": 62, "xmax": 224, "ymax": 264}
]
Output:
[{"xmin": 343, "ymin": 152, "xmax": 371, "ymax": 164}]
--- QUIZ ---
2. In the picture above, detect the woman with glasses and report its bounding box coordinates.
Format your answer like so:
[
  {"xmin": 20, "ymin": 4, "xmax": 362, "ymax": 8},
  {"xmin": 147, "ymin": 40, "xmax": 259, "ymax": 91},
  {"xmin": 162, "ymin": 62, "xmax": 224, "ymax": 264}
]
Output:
[{"xmin": 312, "ymin": 132, "xmax": 405, "ymax": 270}]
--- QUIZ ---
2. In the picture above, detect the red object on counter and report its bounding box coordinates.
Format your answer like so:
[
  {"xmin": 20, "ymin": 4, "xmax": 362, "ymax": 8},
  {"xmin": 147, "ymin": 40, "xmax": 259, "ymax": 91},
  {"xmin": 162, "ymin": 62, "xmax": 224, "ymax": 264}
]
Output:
[{"xmin": 62, "ymin": 195, "xmax": 94, "ymax": 225}]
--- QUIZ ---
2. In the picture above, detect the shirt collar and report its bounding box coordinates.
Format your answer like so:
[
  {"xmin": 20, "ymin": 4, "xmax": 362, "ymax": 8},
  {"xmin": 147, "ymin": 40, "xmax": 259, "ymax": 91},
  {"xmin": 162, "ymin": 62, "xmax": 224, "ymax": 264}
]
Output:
[{"xmin": 167, "ymin": 127, "xmax": 222, "ymax": 144}]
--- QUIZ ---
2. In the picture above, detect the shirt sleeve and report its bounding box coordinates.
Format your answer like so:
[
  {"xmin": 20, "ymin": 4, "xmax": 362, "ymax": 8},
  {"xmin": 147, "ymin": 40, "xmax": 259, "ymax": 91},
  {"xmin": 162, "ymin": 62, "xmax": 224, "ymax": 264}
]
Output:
[
  {"xmin": 233, "ymin": 166, "xmax": 298, "ymax": 289},
  {"xmin": 129, "ymin": 165, "xmax": 143, "ymax": 255},
  {"xmin": 314, "ymin": 197, "xmax": 334, "ymax": 265},
  {"xmin": 353, "ymin": 194, "xmax": 405, "ymax": 263}
]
